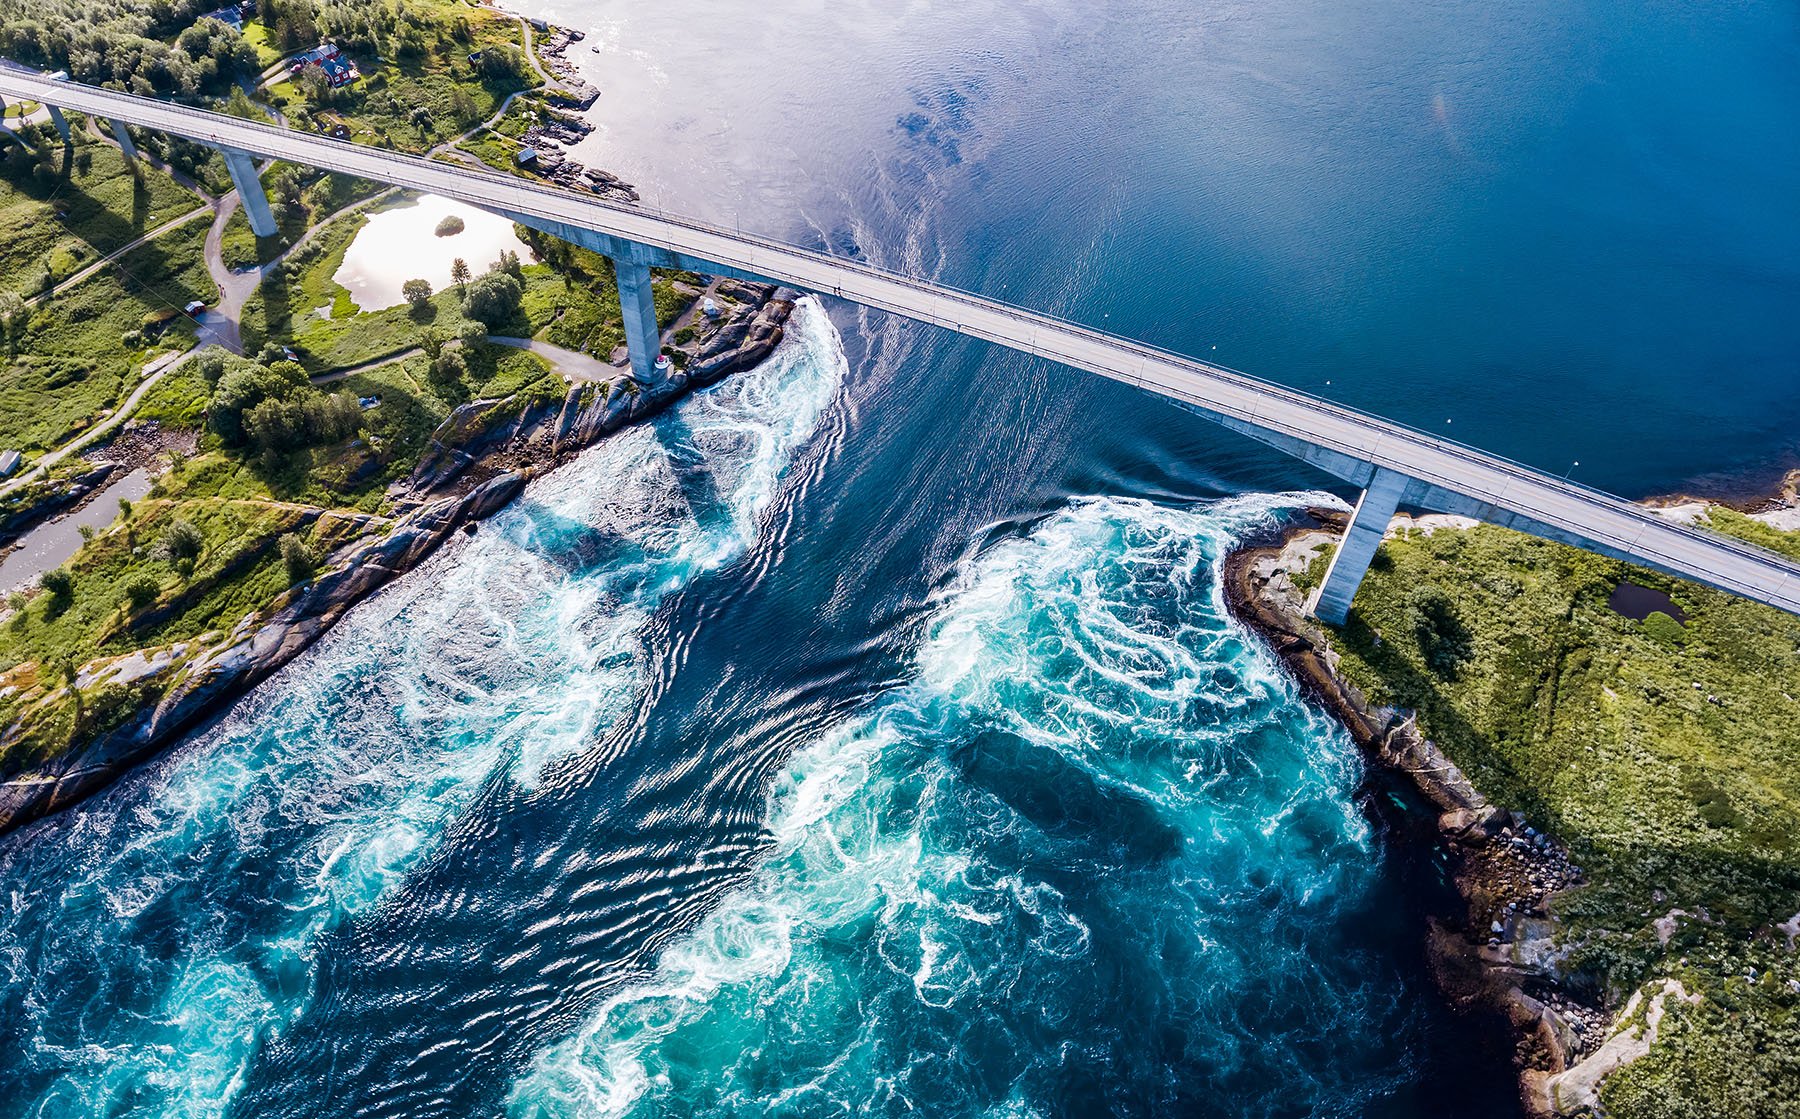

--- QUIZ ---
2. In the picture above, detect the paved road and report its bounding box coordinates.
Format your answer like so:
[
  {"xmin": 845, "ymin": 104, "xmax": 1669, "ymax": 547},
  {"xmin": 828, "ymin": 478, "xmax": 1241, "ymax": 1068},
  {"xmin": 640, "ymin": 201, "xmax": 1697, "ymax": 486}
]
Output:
[{"xmin": 8, "ymin": 73, "xmax": 1800, "ymax": 614}]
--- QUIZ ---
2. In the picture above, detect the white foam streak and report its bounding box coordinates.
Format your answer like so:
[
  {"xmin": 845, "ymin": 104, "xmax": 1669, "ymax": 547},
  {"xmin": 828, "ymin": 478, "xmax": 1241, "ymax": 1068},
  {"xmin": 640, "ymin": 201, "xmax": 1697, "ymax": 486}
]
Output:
[
  {"xmin": 0, "ymin": 299, "xmax": 846, "ymax": 1119},
  {"xmin": 505, "ymin": 489, "xmax": 1380, "ymax": 1118}
]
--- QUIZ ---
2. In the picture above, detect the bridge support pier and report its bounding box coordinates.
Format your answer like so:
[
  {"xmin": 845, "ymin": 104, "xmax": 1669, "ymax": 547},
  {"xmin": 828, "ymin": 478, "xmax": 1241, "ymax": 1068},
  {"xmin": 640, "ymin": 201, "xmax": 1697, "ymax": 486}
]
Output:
[
  {"xmin": 106, "ymin": 118, "xmax": 137, "ymax": 158},
  {"xmin": 46, "ymin": 104, "xmax": 70, "ymax": 142},
  {"xmin": 611, "ymin": 256, "xmax": 662, "ymax": 383},
  {"xmin": 219, "ymin": 147, "xmax": 275, "ymax": 238},
  {"xmin": 1308, "ymin": 466, "xmax": 1410, "ymax": 626}
]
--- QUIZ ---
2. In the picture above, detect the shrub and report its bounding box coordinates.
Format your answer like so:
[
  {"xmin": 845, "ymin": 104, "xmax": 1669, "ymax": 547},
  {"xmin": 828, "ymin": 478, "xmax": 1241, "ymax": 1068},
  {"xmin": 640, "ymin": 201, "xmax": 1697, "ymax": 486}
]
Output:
[
  {"xmin": 123, "ymin": 574, "xmax": 160, "ymax": 609},
  {"xmin": 40, "ymin": 568, "xmax": 74, "ymax": 601},
  {"xmin": 156, "ymin": 518, "xmax": 204, "ymax": 571},
  {"xmin": 1407, "ymin": 585, "xmax": 1473, "ymax": 678},
  {"xmin": 462, "ymin": 271, "xmax": 522, "ymax": 327},
  {"xmin": 1643, "ymin": 610, "xmax": 1687, "ymax": 647},
  {"xmin": 279, "ymin": 533, "xmax": 316, "ymax": 584},
  {"xmin": 434, "ymin": 215, "xmax": 466, "ymax": 237}
]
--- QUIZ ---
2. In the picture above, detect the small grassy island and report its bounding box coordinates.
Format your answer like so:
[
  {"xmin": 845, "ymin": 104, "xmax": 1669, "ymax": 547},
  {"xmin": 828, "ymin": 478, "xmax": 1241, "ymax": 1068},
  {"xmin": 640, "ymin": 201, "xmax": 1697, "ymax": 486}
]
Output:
[{"xmin": 1239, "ymin": 507, "xmax": 1800, "ymax": 1118}]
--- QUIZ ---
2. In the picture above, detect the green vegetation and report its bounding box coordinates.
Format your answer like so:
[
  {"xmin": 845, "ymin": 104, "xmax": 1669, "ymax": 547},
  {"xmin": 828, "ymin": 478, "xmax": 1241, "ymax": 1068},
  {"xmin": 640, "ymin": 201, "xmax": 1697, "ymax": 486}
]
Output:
[
  {"xmin": 218, "ymin": 161, "xmax": 388, "ymax": 269},
  {"xmin": 0, "ymin": 1, "xmax": 257, "ymax": 97},
  {"xmin": 263, "ymin": 0, "xmax": 535, "ymax": 153},
  {"xmin": 1329, "ymin": 523, "xmax": 1800, "ymax": 1118},
  {"xmin": 0, "ymin": 123, "xmax": 205, "ymax": 292}
]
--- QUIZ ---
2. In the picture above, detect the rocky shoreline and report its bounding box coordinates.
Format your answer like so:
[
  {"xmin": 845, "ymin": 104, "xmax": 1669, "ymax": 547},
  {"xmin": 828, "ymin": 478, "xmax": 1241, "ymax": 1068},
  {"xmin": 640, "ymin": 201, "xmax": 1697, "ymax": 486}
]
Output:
[
  {"xmin": 0, "ymin": 287, "xmax": 797, "ymax": 837},
  {"xmin": 1221, "ymin": 485, "xmax": 1800, "ymax": 1117},
  {"xmin": 1222, "ymin": 519, "xmax": 1589, "ymax": 1115}
]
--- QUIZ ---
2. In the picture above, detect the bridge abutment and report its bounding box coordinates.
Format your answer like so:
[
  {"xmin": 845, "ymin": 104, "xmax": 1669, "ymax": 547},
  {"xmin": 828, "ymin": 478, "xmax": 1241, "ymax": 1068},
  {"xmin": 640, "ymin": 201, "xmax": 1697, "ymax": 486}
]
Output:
[
  {"xmin": 1308, "ymin": 466, "xmax": 1411, "ymax": 625},
  {"xmin": 219, "ymin": 147, "xmax": 275, "ymax": 238}
]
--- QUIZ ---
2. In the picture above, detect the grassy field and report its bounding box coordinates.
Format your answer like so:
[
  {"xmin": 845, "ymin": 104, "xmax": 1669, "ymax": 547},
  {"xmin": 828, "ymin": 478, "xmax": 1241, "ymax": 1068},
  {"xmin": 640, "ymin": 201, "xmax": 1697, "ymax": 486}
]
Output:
[
  {"xmin": 218, "ymin": 163, "xmax": 391, "ymax": 269},
  {"xmin": 1327, "ymin": 523, "xmax": 1800, "ymax": 1118},
  {"xmin": 0, "ymin": 124, "xmax": 205, "ymax": 295},
  {"xmin": 1, "ymin": 220, "xmax": 216, "ymax": 455},
  {"xmin": 265, "ymin": 3, "xmax": 536, "ymax": 154}
]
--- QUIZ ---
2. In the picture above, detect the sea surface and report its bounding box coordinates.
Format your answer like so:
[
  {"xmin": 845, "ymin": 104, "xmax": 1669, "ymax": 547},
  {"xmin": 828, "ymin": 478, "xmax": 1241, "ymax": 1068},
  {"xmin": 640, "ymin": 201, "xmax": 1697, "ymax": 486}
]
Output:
[{"xmin": 4, "ymin": 0, "xmax": 1798, "ymax": 1116}]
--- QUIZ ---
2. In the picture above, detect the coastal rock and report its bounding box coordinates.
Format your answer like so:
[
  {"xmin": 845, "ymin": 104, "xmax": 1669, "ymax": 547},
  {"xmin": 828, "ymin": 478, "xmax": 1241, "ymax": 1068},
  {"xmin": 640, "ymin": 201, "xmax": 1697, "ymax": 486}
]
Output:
[
  {"xmin": 1220, "ymin": 520, "xmax": 1602, "ymax": 1118},
  {"xmin": 0, "ymin": 474, "xmax": 526, "ymax": 835},
  {"xmin": 1534, "ymin": 981, "xmax": 1699, "ymax": 1117}
]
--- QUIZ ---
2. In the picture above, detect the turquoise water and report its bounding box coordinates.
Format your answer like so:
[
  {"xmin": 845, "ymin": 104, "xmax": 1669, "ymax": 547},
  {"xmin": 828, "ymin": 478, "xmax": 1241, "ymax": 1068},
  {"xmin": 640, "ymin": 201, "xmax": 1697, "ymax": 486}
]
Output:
[
  {"xmin": 506, "ymin": 494, "xmax": 1415, "ymax": 1117},
  {"xmin": 0, "ymin": 302, "xmax": 845, "ymax": 1117},
  {"xmin": 6, "ymin": 0, "xmax": 1793, "ymax": 1112}
]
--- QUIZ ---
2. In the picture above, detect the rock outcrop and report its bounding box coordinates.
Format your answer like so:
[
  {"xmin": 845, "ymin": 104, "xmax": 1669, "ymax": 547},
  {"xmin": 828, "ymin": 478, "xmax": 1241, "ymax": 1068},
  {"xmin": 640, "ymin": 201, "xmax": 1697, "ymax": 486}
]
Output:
[
  {"xmin": 410, "ymin": 292, "xmax": 795, "ymax": 493},
  {"xmin": 1222, "ymin": 516, "xmax": 1611, "ymax": 1117}
]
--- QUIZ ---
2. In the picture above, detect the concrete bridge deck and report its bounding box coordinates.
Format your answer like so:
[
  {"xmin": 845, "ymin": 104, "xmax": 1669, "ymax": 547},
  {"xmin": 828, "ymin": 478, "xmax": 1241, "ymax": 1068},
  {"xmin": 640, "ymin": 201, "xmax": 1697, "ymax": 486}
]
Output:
[{"xmin": 5, "ymin": 71, "xmax": 1799, "ymax": 621}]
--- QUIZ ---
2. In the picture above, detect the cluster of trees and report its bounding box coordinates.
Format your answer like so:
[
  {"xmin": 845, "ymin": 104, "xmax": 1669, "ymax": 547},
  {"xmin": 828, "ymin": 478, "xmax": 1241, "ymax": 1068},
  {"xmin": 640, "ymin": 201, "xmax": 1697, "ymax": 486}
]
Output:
[
  {"xmin": 460, "ymin": 250, "xmax": 523, "ymax": 327},
  {"xmin": 197, "ymin": 345, "xmax": 362, "ymax": 458},
  {"xmin": 1, "ymin": 0, "xmax": 257, "ymax": 98}
]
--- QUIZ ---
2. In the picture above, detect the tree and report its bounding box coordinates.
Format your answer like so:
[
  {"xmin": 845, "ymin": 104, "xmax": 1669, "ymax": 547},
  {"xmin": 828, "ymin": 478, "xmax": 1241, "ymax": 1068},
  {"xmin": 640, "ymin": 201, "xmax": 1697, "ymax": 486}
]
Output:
[
  {"xmin": 450, "ymin": 257, "xmax": 471, "ymax": 295},
  {"xmin": 417, "ymin": 325, "xmax": 447, "ymax": 359},
  {"xmin": 462, "ymin": 271, "xmax": 522, "ymax": 327},
  {"xmin": 194, "ymin": 345, "xmax": 232, "ymax": 386},
  {"xmin": 40, "ymin": 567, "xmax": 74, "ymax": 603},
  {"xmin": 209, "ymin": 361, "xmax": 310, "ymax": 445},
  {"xmin": 402, "ymin": 277, "xmax": 434, "ymax": 312},
  {"xmin": 429, "ymin": 345, "xmax": 468, "ymax": 387}
]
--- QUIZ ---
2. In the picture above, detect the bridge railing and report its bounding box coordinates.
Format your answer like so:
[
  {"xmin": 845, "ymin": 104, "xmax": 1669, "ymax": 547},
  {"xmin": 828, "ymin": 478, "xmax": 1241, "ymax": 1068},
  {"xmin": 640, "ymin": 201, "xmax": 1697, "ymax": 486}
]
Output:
[{"xmin": 10, "ymin": 75, "xmax": 1797, "ymax": 591}]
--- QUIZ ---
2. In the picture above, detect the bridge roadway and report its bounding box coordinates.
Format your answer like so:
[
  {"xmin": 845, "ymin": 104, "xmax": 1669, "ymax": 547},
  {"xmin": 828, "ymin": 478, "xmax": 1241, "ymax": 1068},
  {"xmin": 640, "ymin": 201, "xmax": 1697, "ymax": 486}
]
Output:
[{"xmin": 7, "ymin": 71, "xmax": 1800, "ymax": 620}]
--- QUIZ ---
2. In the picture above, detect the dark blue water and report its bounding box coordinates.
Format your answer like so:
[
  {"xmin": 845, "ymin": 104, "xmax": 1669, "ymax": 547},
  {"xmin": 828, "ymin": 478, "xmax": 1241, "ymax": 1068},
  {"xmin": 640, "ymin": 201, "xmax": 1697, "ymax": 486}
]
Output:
[{"xmin": 3, "ymin": 1, "xmax": 1796, "ymax": 1115}]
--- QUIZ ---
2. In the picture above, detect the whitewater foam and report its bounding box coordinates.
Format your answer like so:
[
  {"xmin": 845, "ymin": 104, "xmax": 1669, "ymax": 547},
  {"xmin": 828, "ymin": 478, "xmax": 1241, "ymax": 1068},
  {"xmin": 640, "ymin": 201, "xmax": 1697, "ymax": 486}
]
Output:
[
  {"xmin": 506, "ymin": 490, "xmax": 1416, "ymax": 1118},
  {"xmin": 0, "ymin": 299, "xmax": 846, "ymax": 1119}
]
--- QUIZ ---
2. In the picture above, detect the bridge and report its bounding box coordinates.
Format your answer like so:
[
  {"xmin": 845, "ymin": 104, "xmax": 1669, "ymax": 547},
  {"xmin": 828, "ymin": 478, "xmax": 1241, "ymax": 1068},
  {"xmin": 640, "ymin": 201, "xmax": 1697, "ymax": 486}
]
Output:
[{"xmin": 6, "ymin": 71, "xmax": 1800, "ymax": 625}]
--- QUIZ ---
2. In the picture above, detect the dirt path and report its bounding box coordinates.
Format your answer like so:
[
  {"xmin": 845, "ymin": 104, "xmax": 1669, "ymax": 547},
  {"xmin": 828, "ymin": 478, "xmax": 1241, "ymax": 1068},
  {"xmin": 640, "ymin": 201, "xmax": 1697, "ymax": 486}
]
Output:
[{"xmin": 0, "ymin": 349, "xmax": 190, "ymax": 498}]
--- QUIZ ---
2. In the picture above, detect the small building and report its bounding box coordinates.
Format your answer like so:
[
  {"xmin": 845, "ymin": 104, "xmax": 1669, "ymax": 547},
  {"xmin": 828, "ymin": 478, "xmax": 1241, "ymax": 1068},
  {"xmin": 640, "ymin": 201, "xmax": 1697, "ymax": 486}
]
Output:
[
  {"xmin": 515, "ymin": 148, "xmax": 538, "ymax": 166},
  {"xmin": 319, "ymin": 55, "xmax": 358, "ymax": 88},
  {"xmin": 197, "ymin": 5, "xmax": 246, "ymax": 31},
  {"xmin": 0, "ymin": 450, "xmax": 20, "ymax": 478},
  {"xmin": 184, "ymin": 300, "xmax": 206, "ymax": 315},
  {"xmin": 653, "ymin": 353, "xmax": 672, "ymax": 376}
]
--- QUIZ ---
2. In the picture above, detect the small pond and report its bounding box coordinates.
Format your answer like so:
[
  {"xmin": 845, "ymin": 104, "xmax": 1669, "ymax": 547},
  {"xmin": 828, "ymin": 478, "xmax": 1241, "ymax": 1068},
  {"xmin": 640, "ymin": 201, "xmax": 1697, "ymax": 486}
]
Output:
[
  {"xmin": 1607, "ymin": 581, "xmax": 1687, "ymax": 623},
  {"xmin": 332, "ymin": 195, "xmax": 530, "ymax": 312}
]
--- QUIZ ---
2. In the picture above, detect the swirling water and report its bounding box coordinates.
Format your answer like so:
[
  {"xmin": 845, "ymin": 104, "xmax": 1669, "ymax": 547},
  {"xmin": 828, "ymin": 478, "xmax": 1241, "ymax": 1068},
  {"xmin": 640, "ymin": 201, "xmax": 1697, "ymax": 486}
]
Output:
[
  {"xmin": 6, "ymin": 0, "xmax": 1794, "ymax": 1113},
  {"xmin": 0, "ymin": 301, "xmax": 846, "ymax": 1117},
  {"xmin": 506, "ymin": 494, "xmax": 1416, "ymax": 1117}
]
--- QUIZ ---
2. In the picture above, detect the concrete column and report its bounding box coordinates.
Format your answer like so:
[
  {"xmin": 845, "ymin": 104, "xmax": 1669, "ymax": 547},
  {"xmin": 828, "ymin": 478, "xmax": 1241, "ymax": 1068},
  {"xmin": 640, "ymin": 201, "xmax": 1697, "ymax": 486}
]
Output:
[
  {"xmin": 1309, "ymin": 466, "xmax": 1411, "ymax": 625},
  {"xmin": 106, "ymin": 118, "xmax": 137, "ymax": 158},
  {"xmin": 219, "ymin": 147, "xmax": 275, "ymax": 237},
  {"xmin": 611, "ymin": 255, "xmax": 662, "ymax": 382},
  {"xmin": 46, "ymin": 104, "xmax": 70, "ymax": 142}
]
